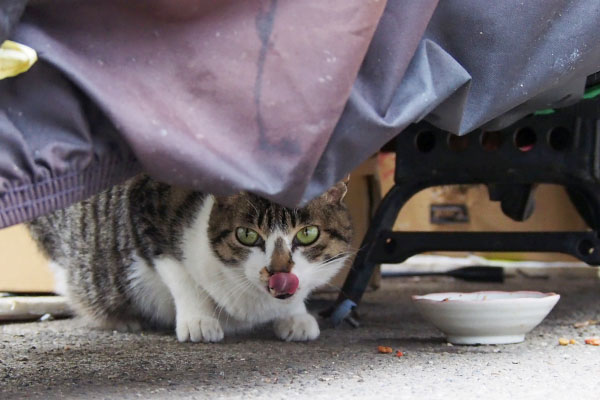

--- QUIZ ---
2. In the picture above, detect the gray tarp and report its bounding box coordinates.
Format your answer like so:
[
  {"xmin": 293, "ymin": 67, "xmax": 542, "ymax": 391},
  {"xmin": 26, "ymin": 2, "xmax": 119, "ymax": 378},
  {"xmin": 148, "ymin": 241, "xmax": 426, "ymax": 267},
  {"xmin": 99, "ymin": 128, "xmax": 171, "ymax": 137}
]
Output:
[{"xmin": 1, "ymin": 0, "xmax": 599, "ymax": 228}]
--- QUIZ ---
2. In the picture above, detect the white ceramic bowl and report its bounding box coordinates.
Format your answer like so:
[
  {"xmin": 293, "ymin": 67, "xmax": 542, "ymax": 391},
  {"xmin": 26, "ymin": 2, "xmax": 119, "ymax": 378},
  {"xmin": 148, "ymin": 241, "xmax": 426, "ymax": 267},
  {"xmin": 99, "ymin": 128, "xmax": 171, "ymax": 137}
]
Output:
[{"xmin": 412, "ymin": 291, "xmax": 560, "ymax": 345}]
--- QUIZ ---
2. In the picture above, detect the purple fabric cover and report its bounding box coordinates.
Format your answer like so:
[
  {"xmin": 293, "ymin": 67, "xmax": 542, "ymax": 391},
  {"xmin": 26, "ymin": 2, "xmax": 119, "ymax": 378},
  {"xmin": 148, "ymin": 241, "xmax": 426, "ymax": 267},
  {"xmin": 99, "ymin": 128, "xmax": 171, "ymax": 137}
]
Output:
[
  {"xmin": 0, "ymin": 0, "xmax": 384, "ymax": 227},
  {"xmin": 1, "ymin": 0, "xmax": 599, "ymax": 228}
]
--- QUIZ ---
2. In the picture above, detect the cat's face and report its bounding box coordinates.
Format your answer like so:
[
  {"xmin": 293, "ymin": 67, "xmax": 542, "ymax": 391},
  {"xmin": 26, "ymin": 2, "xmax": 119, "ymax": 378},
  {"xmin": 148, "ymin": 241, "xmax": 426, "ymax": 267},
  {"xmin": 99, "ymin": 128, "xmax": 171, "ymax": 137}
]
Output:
[{"xmin": 207, "ymin": 183, "xmax": 352, "ymax": 302}]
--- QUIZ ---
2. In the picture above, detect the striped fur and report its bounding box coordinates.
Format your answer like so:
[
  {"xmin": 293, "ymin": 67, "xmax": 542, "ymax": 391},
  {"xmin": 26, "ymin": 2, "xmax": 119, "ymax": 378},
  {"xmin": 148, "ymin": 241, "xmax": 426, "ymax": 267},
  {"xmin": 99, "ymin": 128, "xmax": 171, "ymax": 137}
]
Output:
[
  {"xmin": 28, "ymin": 175, "xmax": 204, "ymax": 327},
  {"xmin": 27, "ymin": 175, "xmax": 353, "ymax": 341}
]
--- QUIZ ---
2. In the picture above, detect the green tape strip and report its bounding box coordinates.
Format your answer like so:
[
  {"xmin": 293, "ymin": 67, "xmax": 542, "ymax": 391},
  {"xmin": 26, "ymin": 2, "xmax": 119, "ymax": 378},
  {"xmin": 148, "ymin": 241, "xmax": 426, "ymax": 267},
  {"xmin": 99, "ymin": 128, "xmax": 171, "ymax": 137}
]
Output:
[
  {"xmin": 533, "ymin": 108, "xmax": 555, "ymax": 116},
  {"xmin": 533, "ymin": 84, "xmax": 600, "ymax": 115},
  {"xmin": 583, "ymin": 84, "xmax": 600, "ymax": 100}
]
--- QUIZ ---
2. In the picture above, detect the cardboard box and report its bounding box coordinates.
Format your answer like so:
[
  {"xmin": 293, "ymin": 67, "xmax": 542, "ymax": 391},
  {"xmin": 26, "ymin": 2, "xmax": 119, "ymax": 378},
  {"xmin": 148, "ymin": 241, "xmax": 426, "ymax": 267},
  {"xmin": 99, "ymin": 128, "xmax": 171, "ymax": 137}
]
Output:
[
  {"xmin": 0, "ymin": 224, "xmax": 54, "ymax": 293},
  {"xmin": 324, "ymin": 156, "xmax": 382, "ymax": 291},
  {"xmin": 378, "ymin": 152, "xmax": 589, "ymax": 262}
]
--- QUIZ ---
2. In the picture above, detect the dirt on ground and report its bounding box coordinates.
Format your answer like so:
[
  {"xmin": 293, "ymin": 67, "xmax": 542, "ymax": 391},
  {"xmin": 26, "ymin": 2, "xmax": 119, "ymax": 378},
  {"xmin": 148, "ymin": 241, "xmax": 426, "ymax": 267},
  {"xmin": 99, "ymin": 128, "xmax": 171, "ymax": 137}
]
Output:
[{"xmin": 1, "ymin": 268, "xmax": 599, "ymax": 399}]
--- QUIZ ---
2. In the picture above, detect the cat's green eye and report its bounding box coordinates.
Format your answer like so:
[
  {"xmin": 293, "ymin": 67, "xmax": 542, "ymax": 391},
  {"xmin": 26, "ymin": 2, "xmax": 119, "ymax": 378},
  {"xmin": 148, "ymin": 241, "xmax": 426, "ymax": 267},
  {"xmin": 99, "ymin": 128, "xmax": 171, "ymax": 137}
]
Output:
[
  {"xmin": 236, "ymin": 227, "xmax": 260, "ymax": 246},
  {"xmin": 295, "ymin": 226, "xmax": 319, "ymax": 245}
]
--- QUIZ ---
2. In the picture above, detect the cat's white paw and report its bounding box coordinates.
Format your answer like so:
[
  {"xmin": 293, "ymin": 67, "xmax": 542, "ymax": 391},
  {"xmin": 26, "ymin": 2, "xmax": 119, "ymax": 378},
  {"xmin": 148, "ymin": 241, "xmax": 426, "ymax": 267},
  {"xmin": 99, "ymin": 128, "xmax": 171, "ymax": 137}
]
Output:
[
  {"xmin": 274, "ymin": 313, "xmax": 320, "ymax": 342},
  {"xmin": 176, "ymin": 314, "xmax": 224, "ymax": 343}
]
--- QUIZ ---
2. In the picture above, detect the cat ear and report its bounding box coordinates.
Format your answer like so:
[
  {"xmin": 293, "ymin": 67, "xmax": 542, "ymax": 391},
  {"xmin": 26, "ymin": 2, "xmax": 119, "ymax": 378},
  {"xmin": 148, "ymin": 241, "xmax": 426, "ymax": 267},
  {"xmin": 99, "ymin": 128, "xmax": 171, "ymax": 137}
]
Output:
[{"xmin": 323, "ymin": 176, "xmax": 349, "ymax": 204}]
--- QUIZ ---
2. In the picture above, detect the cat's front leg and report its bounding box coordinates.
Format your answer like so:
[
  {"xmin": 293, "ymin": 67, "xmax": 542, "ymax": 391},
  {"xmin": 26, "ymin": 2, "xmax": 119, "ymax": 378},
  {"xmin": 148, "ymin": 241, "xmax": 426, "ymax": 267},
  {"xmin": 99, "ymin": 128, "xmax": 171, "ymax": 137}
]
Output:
[
  {"xmin": 273, "ymin": 303, "xmax": 320, "ymax": 342},
  {"xmin": 154, "ymin": 257, "xmax": 224, "ymax": 343}
]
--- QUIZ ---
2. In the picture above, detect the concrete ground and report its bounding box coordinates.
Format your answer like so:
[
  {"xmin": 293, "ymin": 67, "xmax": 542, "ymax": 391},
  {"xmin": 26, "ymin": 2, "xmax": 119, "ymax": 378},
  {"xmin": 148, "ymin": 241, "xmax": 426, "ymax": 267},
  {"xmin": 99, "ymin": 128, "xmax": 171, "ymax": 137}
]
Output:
[{"xmin": 1, "ymin": 267, "xmax": 599, "ymax": 399}]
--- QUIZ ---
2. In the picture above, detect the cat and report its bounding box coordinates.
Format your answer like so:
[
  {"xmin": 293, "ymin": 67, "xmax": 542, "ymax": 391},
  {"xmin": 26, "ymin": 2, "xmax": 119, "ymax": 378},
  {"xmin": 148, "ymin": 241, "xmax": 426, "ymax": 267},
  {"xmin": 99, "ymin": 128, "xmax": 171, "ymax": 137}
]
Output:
[{"xmin": 28, "ymin": 175, "xmax": 353, "ymax": 342}]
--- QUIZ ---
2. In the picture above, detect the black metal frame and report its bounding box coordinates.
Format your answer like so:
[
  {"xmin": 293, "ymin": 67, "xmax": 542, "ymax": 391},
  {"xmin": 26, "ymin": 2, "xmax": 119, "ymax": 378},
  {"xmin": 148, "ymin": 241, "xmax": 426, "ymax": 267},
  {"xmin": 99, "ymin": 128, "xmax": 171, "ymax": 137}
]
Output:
[{"xmin": 327, "ymin": 95, "xmax": 600, "ymax": 326}]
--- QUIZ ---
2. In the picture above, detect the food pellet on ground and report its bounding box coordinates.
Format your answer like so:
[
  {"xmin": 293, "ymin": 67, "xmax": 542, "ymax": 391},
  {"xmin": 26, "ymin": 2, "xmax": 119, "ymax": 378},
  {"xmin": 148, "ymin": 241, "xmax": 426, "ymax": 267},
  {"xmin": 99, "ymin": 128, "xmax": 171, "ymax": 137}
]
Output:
[
  {"xmin": 584, "ymin": 338, "xmax": 600, "ymax": 346},
  {"xmin": 377, "ymin": 346, "xmax": 393, "ymax": 354}
]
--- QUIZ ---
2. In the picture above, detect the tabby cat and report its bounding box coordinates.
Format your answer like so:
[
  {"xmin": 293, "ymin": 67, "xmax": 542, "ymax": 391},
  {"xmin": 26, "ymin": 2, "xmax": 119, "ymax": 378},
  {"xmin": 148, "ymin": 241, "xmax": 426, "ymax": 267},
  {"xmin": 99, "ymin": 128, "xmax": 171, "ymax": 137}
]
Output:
[{"xmin": 28, "ymin": 175, "xmax": 352, "ymax": 342}]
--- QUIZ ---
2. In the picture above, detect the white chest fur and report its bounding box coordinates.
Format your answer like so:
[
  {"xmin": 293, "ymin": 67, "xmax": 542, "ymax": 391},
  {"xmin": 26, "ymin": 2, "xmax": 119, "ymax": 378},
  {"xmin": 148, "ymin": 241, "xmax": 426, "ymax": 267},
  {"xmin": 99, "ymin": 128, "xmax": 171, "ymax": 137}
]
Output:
[{"xmin": 180, "ymin": 196, "xmax": 306, "ymax": 331}]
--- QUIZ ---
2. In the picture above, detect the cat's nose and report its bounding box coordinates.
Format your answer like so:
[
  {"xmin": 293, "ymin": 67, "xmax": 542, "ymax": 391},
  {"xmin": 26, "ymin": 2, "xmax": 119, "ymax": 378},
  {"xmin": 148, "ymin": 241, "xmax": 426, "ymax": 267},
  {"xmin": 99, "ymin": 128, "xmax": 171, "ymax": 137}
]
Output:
[
  {"xmin": 268, "ymin": 262, "xmax": 294, "ymax": 274},
  {"xmin": 267, "ymin": 237, "xmax": 294, "ymax": 273}
]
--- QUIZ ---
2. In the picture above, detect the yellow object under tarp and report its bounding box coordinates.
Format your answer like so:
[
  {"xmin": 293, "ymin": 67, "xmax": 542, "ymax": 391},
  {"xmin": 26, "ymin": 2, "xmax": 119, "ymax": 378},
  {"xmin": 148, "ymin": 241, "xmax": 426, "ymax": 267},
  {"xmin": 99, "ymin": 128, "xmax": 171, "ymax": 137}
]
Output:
[{"xmin": 0, "ymin": 40, "xmax": 37, "ymax": 80}]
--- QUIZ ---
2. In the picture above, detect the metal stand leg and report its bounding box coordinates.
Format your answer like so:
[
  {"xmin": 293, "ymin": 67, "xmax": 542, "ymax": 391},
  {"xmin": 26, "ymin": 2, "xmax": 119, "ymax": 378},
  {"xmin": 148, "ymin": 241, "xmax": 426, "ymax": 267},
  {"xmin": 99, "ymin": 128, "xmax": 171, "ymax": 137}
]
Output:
[
  {"xmin": 324, "ymin": 183, "xmax": 423, "ymax": 326},
  {"xmin": 325, "ymin": 95, "xmax": 600, "ymax": 328}
]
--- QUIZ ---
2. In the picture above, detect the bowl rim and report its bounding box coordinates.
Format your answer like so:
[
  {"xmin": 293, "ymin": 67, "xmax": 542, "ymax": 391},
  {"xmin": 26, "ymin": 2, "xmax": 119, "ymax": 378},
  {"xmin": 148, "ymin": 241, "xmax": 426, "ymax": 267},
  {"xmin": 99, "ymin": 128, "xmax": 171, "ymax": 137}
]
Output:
[{"xmin": 411, "ymin": 290, "xmax": 560, "ymax": 304}]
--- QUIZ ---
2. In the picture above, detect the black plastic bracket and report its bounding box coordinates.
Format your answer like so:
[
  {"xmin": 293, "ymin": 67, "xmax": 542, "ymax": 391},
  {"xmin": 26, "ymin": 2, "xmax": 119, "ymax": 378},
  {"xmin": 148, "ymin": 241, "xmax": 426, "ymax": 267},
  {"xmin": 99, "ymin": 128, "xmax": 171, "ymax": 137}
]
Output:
[
  {"xmin": 327, "ymin": 95, "xmax": 600, "ymax": 325},
  {"xmin": 370, "ymin": 231, "xmax": 600, "ymax": 265}
]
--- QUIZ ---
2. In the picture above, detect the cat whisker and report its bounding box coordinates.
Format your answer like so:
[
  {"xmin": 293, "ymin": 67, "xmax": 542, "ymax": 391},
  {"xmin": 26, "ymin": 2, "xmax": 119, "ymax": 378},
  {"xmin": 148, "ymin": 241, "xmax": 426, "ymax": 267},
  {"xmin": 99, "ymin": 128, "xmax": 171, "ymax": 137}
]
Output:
[
  {"xmin": 222, "ymin": 280, "xmax": 255, "ymax": 326},
  {"xmin": 318, "ymin": 251, "xmax": 355, "ymax": 267},
  {"xmin": 213, "ymin": 276, "xmax": 255, "ymax": 322},
  {"xmin": 322, "ymin": 282, "xmax": 342, "ymax": 290},
  {"xmin": 245, "ymin": 199, "xmax": 260, "ymax": 218}
]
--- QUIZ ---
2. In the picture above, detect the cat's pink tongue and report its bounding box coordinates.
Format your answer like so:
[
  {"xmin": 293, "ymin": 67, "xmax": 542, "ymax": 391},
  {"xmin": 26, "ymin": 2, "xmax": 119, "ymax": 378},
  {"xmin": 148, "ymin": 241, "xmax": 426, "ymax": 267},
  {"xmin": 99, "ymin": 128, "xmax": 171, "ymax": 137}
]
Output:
[{"xmin": 268, "ymin": 273, "xmax": 299, "ymax": 295}]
